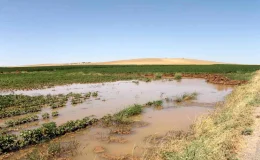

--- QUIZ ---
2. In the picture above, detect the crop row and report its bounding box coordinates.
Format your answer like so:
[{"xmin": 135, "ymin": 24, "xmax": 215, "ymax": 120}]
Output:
[
  {"xmin": 5, "ymin": 115, "xmax": 39, "ymax": 127},
  {"xmin": 0, "ymin": 106, "xmax": 42, "ymax": 118},
  {"xmin": 0, "ymin": 94, "xmax": 68, "ymax": 110},
  {"xmin": 0, "ymin": 92, "xmax": 99, "ymax": 118},
  {"xmin": 0, "ymin": 117, "xmax": 97, "ymax": 154}
]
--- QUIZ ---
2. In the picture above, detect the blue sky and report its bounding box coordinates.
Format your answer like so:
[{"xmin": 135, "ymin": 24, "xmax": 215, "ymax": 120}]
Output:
[{"xmin": 0, "ymin": 0, "xmax": 259, "ymax": 66}]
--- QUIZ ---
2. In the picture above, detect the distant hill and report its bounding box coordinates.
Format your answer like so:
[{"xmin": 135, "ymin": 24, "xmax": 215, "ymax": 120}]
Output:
[
  {"xmin": 21, "ymin": 58, "xmax": 224, "ymax": 67},
  {"xmin": 94, "ymin": 58, "xmax": 223, "ymax": 65}
]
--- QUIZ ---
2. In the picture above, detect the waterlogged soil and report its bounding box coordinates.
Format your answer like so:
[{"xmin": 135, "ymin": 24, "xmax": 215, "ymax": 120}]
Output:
[{"xmin": 0, "ymin": 79, "xmax": 233, "ymax": 159}]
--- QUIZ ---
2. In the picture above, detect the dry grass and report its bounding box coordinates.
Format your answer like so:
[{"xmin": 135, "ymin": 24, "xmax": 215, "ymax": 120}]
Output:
[{"xmin": 142, "ymin": 70, "xmax": 260, "ymax": 160}]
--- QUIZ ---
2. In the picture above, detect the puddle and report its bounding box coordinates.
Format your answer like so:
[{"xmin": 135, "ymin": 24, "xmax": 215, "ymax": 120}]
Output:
[{"xmin": 0, "ymin": 79, "xmax": 233, "ymax": 159}]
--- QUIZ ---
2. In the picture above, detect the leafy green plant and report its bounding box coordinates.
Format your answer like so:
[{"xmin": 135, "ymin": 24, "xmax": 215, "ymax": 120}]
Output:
[
  {"xmin": 52, "ymin": 111, "xmax": 59, "ymax": 117},
  {"xmin": 114, "ymin": 104, "xmax": 142, "ymax": 118},
  {"xmin": 155, "ymin": 73, "xmax": 162, "ymax": 79},
  {"xmin": 92, "ymin": 91, "xmax": 98, "ymax": 97},
  {"xmin": 42, "ymin": 113, "xmax": 50, "ymax": 119},
  {"xmin": 174, "ymin": 73, "xmax": 182, "ymax": 80},
  {"xmin": 84, "ymin": 92, "xmax": 92, "ymax": 99},
  {"xmin": 5, "ymin": 115, "xmax": 39, "ymax": 127},
  {"xmin": 145, "ymin": 100, "xmax": 163, "ymax": 107}
]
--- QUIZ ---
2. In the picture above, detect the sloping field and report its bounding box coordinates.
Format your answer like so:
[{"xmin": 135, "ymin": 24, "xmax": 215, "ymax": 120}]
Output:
[{"xmin": 21, "ymin": 58, "xmax": 223, "ymax": 67}]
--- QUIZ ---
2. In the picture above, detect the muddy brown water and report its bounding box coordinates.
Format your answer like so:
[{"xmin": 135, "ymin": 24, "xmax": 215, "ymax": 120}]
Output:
[{"xmin": 0, "ymin": 79, "xmax": 233, "ymax": 159}]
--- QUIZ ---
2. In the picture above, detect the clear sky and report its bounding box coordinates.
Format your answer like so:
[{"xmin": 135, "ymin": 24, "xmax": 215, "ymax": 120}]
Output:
[{"xmin": 0, "ymin": 0, "xmax": 259, "ymax": 66}]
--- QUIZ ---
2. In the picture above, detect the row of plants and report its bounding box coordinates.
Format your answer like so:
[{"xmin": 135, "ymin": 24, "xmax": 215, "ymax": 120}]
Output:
[
  {"xmin": 0, "ymin": 92, "xmax": 99, "ymax": 118},
  {"xmin": 1, "ymin": 64, "xmax": 260, "ymax": 73},
  {"xmin": 70, "ymin": 92, "xmax": 99, "ymax": 105},
  {"xmin": 0, "ymin": 94, "xmax": 68, "ymax": 111},
  {"xmin": 0, "ymin": 117, "xmax": 98, "ymax": 154},
  {"xmin": 5, "ymin": 115, "xmax": 39, "ymax": 127},
  {"xmin": 42, "ymin": 111, "xmax": 59, "ymax": 119},
  {"xmin": 0, "ymin": 106, "xmax": 42, "ymax": 119}
]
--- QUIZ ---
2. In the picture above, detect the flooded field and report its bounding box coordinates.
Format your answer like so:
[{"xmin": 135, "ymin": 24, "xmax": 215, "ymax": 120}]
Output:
[{"xmin": 0, "ymin": 78, "xmax": 233, "ymax": 160}]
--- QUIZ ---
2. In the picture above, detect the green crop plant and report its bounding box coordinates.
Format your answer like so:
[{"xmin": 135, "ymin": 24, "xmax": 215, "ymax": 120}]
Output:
[
  {"xmin": 0, "ymin": 117, "xmax": 97, "ymax": 154},
  {"xmin": 92, "ymin": 91, "xmax": 98, "ymax": 97},
  {"xmin": 52, "ymin": 111, "xmax": 59, "ymax": 117},
  {"xmin": 42, "ymin": 113, "xmax": 50, "ymax": 119},
  {"xmin": 84, "ymin": 92, "xmax": 92, "ymax": 99},
  {"xmin": 114, "ymin": 104, "xmax": 142, "ymax": 118},
  {"xmin": 145, "ymin": 100, "xmax": 163, "ymax": 107},
  {"xmin": 174, "ymin": 73, "xmax": 182, "ymax": 80},
  {"xmin": 174, "ymin": 92, "xmax": 198, "ymax": 103},
  {"xmin": 155, "ymin": 73, "xmax": 162, "ymax": 79},
  {"xmin": 5, "ymin": 115, "xmax": 39, "ymax": 127}
]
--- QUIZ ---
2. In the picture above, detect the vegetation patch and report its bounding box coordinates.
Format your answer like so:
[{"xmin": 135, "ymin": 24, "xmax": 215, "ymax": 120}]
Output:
[
  {"xmin": 51, "ymin": 111, "xmax": 59, "ymax": 117},
  {"xmin": 145, "ymin": 100, "xmax": 163, "ymax": 107},
  {"xmin": 21, "ymin": 140, "xmax": 80, "ymax": 160},
  {"xmin": 0, "ymin": 117, "xmax": 97, "ymax": 154},
  {"xmin": 174, "ymin": 73, "xmax": 182, "ymax": 80},
  {"xmin": 42, "ymin": 113, "xmax": 50, "ymax": 119},
  {"xmin": 5, "ymin": 115, "xmax": 39, "ymax": 127},
  {"xmin": 174, "ymin": 92, "xmax": 198, "ymax": 103}
]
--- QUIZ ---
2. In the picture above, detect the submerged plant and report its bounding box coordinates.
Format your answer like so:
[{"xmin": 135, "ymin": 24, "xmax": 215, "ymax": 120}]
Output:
[
  {"xmin": 92, "ymin": 91, "xmax": 98, "ymax": 97},
  {"xmin": 132, "ymin": 80, "xmax": 139, "ymax": 85},
  {"xmin": 84, "ymin": 92, "xmax": 92, "ymax": 99},
  {"xmin": 155, "ymin": 73, "xmax": 162, "ymax": 79},
  {"xmin": 145, "ymin": 100, "xmax": 163, "ymax": 107},
  {"xmin": 52, "ymin": 111, "xmax": 59, "ymax": 117},
  {"xmin": 42, "ymin": 113, "xmax": 50, "ymax": 119},
  {"xmin": 174, "ymin": 92, "xmax": 198, "ymax": 103},
  {"xmin": 5, "ymin": 115, "xmax": 39, "ymax": 127},
  {"xmin": 174, "ymin": 73, "xmax": 182, "ymax": 80}
]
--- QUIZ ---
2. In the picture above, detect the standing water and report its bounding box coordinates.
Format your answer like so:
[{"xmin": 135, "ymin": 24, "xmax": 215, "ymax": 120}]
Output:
[{"xmin": 0, "ymin": 79, "xmax": 233, "ymax": 160}]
